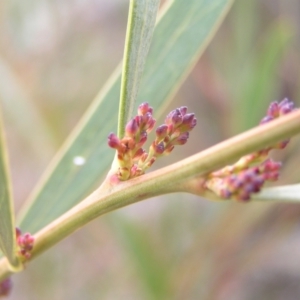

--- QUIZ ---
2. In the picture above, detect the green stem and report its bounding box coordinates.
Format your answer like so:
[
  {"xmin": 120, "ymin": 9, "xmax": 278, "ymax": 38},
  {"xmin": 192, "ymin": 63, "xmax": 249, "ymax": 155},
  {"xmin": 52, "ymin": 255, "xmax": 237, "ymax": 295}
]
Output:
[
  {"xmin": 118, "ymin": 0, "xmax": 159, "ymax": 138},
  {"xmin": 1, "ymin": 110, "xmax": 300, "ymax": 280}
]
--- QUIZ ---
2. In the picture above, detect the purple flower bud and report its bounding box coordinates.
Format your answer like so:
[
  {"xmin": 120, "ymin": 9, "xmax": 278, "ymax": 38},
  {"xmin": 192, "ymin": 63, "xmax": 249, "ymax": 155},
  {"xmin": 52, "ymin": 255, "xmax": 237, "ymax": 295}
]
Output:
[
  {"xmin": 179, "ymin": 106, "xmax": 188, "ymax": 116},
  {"xmin": 165, "ymin": 109, "xmax": 183, "ymax": 127},
  {"xmin": 142, "ymin": 112, "xmax": 151, "ymax": 124},
  {"xmin": 279, "ymin": 98, "xmax": 294, "ymax": 115},
  {"xmin": 216, "ymin": 167, "xmax": 268, "ymax": 201},
  {"xmin": 154, "ymin": 142, "xmax": 165, "ymax": 155},
  {"xmin": 125, "ymin": 119, "xmax": 139, "ymax": 137},
  {"xmin": 261, "ymin": 98, "xmax": 295, "ymax": 124},
  {"xmin": 274, "ymin": 140, "xmax": 289, "ymax": 149},
  {"xmin": 259, "ymin": 159, "xmax": 281, "ymax": 181},
  {"xmin": 138, "ymin": 102, "xmax": 153, "ymax": 115},
  {"xmin": 181, "ymin": 114, "xmax": 197, "ymax": 131},
  {"xmin": 133, "ymin": 148, "xmax": 145, "ymax": 160},
  {"xmin": 132, "ymin": 166, "xmax": 143, "ymax": 177},
  {"xmin": 146, "ymin": 157, "xmax": 156, "ymax": 168},
  {"xmin": 173, "ymin": 132, "xmax": 189, "ymax": 145},
  {"xmin": 171, "ymin": 109, "xmax": 183, "ymax": 127},
  {"xmin": 142, "ymin": 113, "xmax": 156, "ymax": 132},
  {"xmin": 123, "ymin": 137, "xmax": 135, "ymax": 150},
  {"xmin": 0, "ymin": 278, "xmax": 12, "ymax": 297},
  {"xmin": 135, "ymin": 115, "xmax": 143, "ymax": 127},
  {"xmin": 107, "ymin": 133, "xmax": 120, "ymax": 149},
  {"xmin": 130, "ymin": 164, "xmax": 138, "ymax": 177},
  {"xmin": 167, "ymin": 123, "xmax": 174, "ymax": 135},
  {"xmin": 261, "ymin": 159, "xmax": 281, "ymax": 172},
  {"xmin": 182, "ymin": 113, "xmax": 195, "ymax": 124},
  {"xmin": 137, "ymin": 131, "xmax": 147, "ymax": 148},
  {"xmin": 16, "ymin": 227, "xmax": 22, "ymax": 238},
  {"xmin": 164, "ymin": 144, "xmax": 175, "ymax": 154},
  {"xmin": 267, "ymin": 101, "xmax": 279, "ymax": 117},
  {"xmin": 17, "ymin": 230, "xmax": 35, "ymax": 259},
  {"xmin": 156, "ymin": 124, "xmax": 168, "ymax": 140},
  {"xmin": 149, "ymin": 118, "xmax": 156, "ymax": 132},
  {"xmin": 228, "ymin": 175, "xmax": 243, "ymax": 190},
  {"xmin": 140, "ymin": 152, "xmax": 148, "ymax": 162}
]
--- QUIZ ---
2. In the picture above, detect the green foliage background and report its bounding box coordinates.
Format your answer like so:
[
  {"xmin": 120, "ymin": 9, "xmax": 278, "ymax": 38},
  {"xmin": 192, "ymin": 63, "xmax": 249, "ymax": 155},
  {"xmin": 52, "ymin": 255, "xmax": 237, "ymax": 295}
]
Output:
[{"xmin": 1, "ymin": 0, "xmax": 300, "ymax": 299}]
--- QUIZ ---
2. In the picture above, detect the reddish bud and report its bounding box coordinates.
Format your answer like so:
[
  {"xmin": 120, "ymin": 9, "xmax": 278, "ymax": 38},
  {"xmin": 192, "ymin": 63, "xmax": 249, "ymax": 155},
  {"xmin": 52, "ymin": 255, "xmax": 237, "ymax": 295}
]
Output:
[
  {"xmin": 261, "ymin": 98, "xmax": 295, "ymax": 124},
  {"xmin": 17, "ymin": 230, "xmax": 35, "ymax": 260},
  {"xmin": 122, "ymin": 137, "xmax": 135, "ymax": 150},
  {"xmin": 138, "ymin": 102, "xmax": 153, "ymax": 115},
  {"xmin": 125, "ymin": 119, "xmax": 139, "ymax": 137},
  {"xmin": 171, "ymin": 109, "xmax": 183, "ymax": 127},
  {"xmin": 148, "ymin": 118, "xmax": 156, "ymax": 132},
  {"xmin": 165, "ymin": 109, "xmax": 182, "ymax": 127},
  {"xmin": 181, "ymin": 113, "xmax": 197, "ymax": 131},
  {"xmin": 279, "ymin": 98, "xmax": 294, "ymax": 115},
  {"xmin": 133, "ymin": 148, "xmax": 145, "ymax": 160},
  {"xmin": 135, "ymin": 115, "xmax": 142, "ymax": 127},
  {"xmin": 16, "ymin": 227, "xmax": 21, "ymax": 238},
  {"xmin": 266, "ymin": 101, "xmax": 279, "ymax": 118},
  {"xmin": 173, "ymin": 132, "xmax": 189, "ymax": 145},
  {"xmin": 154, "ymin": 142, "xmax": 165, "ymax": 155},
  {"xmin": 142, "ymin": 113, "xmax": 156, "ymax": 132},
  {"xmin": 167, "ymin": 123, "xmax": 174, "ymax": 135},
  {"xmin": 274, "ymin": 140, "xmax": 289, "ymax": 149},
  {"xmin": 146, "ymin": 157, "xmax": 156, "ymax": 168},
  {"xmin": 156, "ymin": 125, "xmax": 168, "ymax": 140},
  {"xmin": 179, "ymin": 106, "xmax": 188, "ymax": 116},
  {"xmin": 0, "ymin": 278, "xmax": 12, "ymax": 297},
  {"xmin": 164, "ymin": 144, "xmax": 175, "ymax": 155},
  {"xmin": 140, "ymin": 152, "xmax": 148, "ymax": 162},
  {"xmin": 261, "ymin": 159, "xmax": 281, "ymax": 172},
  {"xmin": 259, "ymin": 159, "xmax": 281, "ymax": 181},
  {"xmin": 108, "ymin": 133, "xmax": 121, "ymax": 149},
  {"xmin": 136, "ymin": 131, "xmax": 147, "ymax": 148},
  {"xmin": 130, "ymin": 164, "xmax": 138, "ymax": 177}
]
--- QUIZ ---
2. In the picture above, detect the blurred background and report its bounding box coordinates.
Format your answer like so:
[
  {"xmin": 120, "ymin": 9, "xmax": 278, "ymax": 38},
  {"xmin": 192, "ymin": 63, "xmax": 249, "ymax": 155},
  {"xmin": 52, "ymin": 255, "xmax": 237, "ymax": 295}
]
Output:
[{"xmin": 1, "ymin": 0, "xmax": 300, "ymax": 299}]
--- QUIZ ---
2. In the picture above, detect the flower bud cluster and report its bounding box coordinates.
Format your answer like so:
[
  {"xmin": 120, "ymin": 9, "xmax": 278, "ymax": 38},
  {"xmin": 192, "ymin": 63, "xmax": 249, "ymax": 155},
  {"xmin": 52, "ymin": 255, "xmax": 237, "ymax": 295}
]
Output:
[
  {"xmin": 260, "ymin": 98, "xmax": 295, "ymax": 150},
  {"xmin": 206, "ymin": 159, "xmax": 281, "ymax": 201},
  {"xmin": 0, "ymin": 278, "xmax": 12, "ymax": 297},
  {"xmin": 205, "ymin": 99, "xmax": 295, "ymax": 201},
  {"xmin": 16, "ymin": 227, "xmax": 34, "ymax": 260},
  {"xmin": 108, "ymin": 103, "xmax": 197, "ymax": 180}
]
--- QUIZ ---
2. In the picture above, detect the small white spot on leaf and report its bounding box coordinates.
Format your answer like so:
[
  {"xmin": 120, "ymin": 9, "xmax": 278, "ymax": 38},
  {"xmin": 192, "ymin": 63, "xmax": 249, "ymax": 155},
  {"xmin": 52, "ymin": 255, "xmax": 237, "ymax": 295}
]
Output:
[{"xmin": 73, "ymin": 156, "xmax": 86, "ymax": 166}]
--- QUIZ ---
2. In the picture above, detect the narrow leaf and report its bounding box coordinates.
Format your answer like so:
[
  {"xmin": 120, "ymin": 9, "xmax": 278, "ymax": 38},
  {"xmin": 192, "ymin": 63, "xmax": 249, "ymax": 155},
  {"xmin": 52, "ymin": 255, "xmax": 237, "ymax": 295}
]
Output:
[
  {"xmin": 0, "ymin": 114, "xmax": 19, "ymax": 267},
  {"xmin": 118, "ymin": 0, "xmax": 160, "ymax": 138},
  {"xmin": 17, "ymin": 0, "xmax": 234, "ymax": 234},
  {"xmin": 253, "ymin": 184, "xmax": 300, "ymax": 203}
]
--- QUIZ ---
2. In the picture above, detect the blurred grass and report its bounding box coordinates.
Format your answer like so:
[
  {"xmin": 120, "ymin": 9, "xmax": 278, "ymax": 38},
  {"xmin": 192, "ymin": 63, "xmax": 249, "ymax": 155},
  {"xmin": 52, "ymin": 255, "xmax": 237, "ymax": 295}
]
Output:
[{"xmin": 1, "ymin": 0, "xmax": 300, "ymax": 299}]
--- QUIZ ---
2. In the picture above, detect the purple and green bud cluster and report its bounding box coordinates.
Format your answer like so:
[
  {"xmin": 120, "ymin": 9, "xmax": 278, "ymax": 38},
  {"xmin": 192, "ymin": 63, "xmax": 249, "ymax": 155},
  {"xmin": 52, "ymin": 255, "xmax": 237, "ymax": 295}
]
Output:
[
  {"xmin": 205, "ymin": 98, "xmax": 296, "ymax": 202},
  {"xmin": 108, "ymin": 103, "xmax": 197, "ymax": 180},
  {"xmin": 16, "ymin": 227, "xmax": 34, "ymax": 260},
  {"xmin": 206, "ymin": 159, "xmax": 281, "ymax": 201}
]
